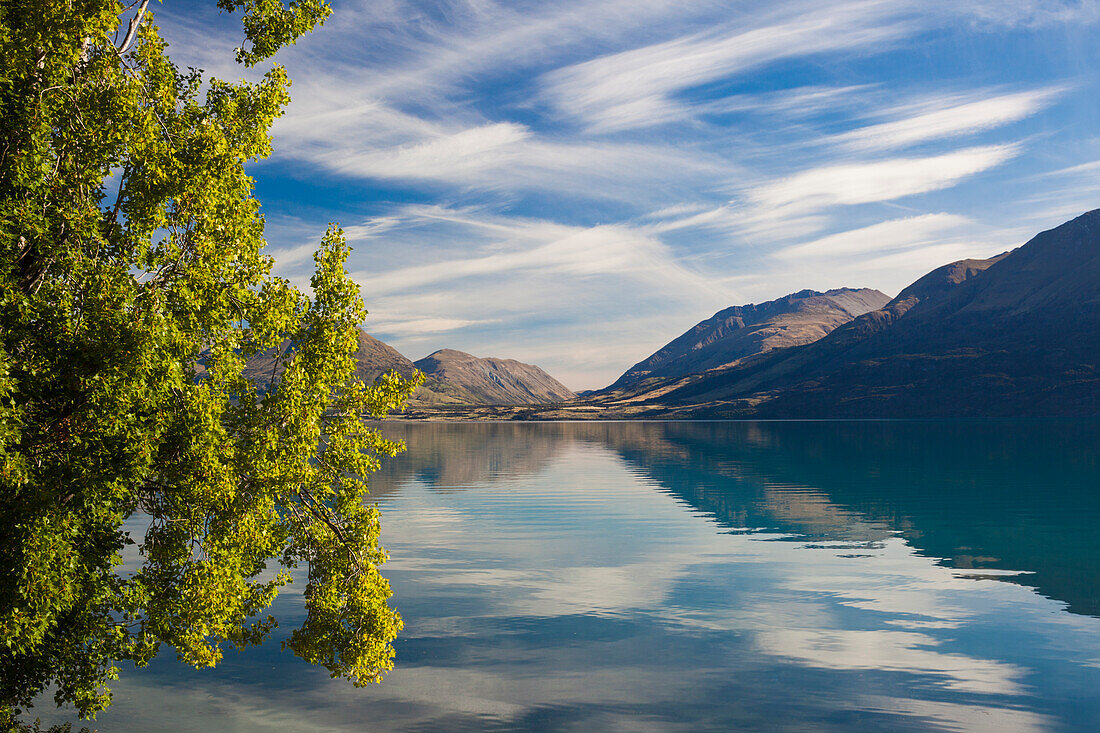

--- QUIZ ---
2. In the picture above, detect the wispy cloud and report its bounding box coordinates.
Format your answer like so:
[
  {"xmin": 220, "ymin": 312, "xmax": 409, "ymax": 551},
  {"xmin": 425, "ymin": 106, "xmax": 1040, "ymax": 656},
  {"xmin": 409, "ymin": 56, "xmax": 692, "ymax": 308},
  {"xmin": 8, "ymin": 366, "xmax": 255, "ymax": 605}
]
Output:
[
  {"xmin": 540, "ymin": 3, "xmax": 908, "ymax": 132},
  {"xmin": 364, "ymin": 317, "xmax": 499, "ymax": 336},
  {"xmin": 316, "ymin": 121, "xmax": 533, "ymax": 181},
  {"xmin": 327, "ymin": 205, "xmax": 737, "ymax": 386},
  {"xmin": 157, "ymin": 0, "xmax": 1100, "ymax": 386},
  {"xmin": 696, "ymin": 84, "xmax": 880, "ymax": 120},
  {"xmin": 267, "ymin": 80, "xmax": 725, "ymax": 198},
  {"xmin": 748, "ymin": 144, "xmax": 1020, "ymax": 215},
  {"xmin": 773, "ymin": 213, "xmax": 974, "ymax": 259},
  {"xmin": 1033, "ymin": 158, "xmax": 1100, "ymax": 178},
  {"xmin": 948, "ymin": 0, "xmax": 1100, "ymax": 28},
  {"xmin": 350, "ymin": 206, "xmax": 729, "ymax": 299},
  {"xmin": 317, "ymin": 0, "xmax": 732, "ymax": 103},
  {"xmin": 829, "ymin": 87, "xmax": 1064, "ymax": 152}
]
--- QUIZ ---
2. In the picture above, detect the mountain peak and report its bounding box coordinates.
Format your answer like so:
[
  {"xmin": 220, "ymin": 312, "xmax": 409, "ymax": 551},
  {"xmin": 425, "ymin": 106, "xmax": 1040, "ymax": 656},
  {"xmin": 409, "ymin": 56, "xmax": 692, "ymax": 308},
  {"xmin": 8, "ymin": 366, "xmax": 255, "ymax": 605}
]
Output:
[
  {"xmin": 607, "ymin": 287, "xmax": 890, "ymax": 390},
  {"xmin": 422, "ymin": 348, "xmax": 475, "ymax": 361},
  {"xmin": 414, "ymin": 350, "xmax": 574, "ymax": 405}
]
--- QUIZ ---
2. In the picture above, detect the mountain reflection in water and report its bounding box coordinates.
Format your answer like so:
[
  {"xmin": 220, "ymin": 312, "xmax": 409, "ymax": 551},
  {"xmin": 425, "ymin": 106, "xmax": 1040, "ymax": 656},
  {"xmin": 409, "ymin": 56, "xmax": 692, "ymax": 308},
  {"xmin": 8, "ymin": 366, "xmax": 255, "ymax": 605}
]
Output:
[
  {"xmin": 38, "ymin": 421, "xmax": 1100, "ymax": 732},
  {"xmin": 376, "ymin": 420, "xmax": 1100, "ymax": 618}
]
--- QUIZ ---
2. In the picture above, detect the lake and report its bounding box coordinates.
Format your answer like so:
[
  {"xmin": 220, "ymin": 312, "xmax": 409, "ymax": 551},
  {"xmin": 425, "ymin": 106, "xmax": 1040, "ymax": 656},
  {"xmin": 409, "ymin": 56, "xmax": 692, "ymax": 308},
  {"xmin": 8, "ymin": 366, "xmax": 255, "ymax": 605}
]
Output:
[{"xmin": 38, "ymin": 421, "xmax": 1100, "ymax": 731}]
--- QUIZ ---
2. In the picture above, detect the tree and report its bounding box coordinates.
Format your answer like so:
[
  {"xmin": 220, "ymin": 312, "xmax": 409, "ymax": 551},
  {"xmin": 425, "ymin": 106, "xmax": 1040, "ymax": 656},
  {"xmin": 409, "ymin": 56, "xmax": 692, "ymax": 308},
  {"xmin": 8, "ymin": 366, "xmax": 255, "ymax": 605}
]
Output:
[{"xmin": 0, "ymin": 0, "xmax": 420, "ymax": 723}]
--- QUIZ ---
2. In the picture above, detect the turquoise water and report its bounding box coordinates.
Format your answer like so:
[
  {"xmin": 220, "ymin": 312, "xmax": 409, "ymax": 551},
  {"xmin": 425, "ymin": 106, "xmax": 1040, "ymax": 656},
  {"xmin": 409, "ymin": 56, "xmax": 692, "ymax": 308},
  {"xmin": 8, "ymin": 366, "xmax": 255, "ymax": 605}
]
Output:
[{"xmin": 40, "ymin": 421, "xmax": 1100, "ymax": 731}]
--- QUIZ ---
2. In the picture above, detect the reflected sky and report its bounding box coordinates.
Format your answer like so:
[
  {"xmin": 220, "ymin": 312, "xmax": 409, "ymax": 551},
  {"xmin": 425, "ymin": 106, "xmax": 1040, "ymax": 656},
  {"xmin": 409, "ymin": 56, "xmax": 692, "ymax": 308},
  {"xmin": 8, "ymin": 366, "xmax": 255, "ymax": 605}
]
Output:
[{"xmin": 37, "ymin": 421, "xmax": 1100, "ymax": 731}]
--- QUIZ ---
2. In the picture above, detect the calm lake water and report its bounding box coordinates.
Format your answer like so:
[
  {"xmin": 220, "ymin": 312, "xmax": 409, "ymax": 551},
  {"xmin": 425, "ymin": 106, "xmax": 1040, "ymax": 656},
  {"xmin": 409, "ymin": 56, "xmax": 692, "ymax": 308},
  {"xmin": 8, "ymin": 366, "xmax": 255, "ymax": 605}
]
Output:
[{"xmin": 39, "ymin": 421, "xmax": 1100, "ymax": 731}]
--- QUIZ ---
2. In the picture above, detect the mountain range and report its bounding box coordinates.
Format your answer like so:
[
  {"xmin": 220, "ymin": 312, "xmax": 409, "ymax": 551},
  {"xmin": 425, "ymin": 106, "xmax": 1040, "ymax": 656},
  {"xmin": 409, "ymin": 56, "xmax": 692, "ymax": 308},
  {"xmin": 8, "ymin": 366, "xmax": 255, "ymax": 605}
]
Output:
[
  {"xmin": 245, "ymin": 209, "xmax": 1100, "ymax": 418},
  {"xmin": 581, "ymin": 209, "xmax": 1100, "ymax": 418},
  {"xmin": 393, "ymin": 209, "xmax": 1099, "ymax": 419}
]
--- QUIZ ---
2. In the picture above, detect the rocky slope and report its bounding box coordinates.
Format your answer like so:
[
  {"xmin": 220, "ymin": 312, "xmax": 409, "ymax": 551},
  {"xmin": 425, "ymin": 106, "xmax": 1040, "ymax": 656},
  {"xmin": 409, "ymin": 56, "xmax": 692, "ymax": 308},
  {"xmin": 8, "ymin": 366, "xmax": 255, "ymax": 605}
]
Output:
[
  {"xmin": 608, "ymin": 287, "xmax": 890, "ymax": 389},
  {"xmin": 352, "ymin": 330, "xmax": 418, "ymax": 382},
  {"xmin": 413, "ymin": 349, "xmax": 575, "ymax": 405}
]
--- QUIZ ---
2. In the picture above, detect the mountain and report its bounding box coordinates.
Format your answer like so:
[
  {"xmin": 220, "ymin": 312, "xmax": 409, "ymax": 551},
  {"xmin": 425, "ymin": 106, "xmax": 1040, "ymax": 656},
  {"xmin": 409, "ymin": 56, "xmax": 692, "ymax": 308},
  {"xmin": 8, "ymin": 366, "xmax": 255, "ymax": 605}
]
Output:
[
  {"xmin": 242, "ymin": 330, "xmax": 574, "ymax": 407},
  {"xmin": 655, "ymin": 209, "xmax": 1100, "ymax": 417},
  {"xmin": 240, "ymin": 329, "xmax": 417, "ymax": 389},
  {"xmin": 413, "ymin": 349, "xmax": 576, "ymax": 405},
  {"xmin": 352, "ymin": 330, "xmax": 418, "ymax": 382},
  {"xmin": 608, "ymin": 287, "xmax": 890, "ymax": 390}
]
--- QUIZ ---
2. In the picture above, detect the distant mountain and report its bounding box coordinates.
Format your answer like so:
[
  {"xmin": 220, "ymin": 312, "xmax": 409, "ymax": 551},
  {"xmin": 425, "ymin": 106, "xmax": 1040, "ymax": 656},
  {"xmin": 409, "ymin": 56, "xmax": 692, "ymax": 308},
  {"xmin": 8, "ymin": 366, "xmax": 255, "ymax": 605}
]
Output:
[
  {"xmin": 608, "ymin": 288, "xmax": 890, "ymax": 390},
  {"xmin": 241, "ymin": 329, "xmax": 417, "ymax": 389},
  {"xmin": 655, "ymin": 209, "xmax": 1100, "ymax": 417},
  {"xmin": 413, "ymin": 349, "xmax": 575, "ymax": 405},
  {"xmin": 242, "ymin": 330, "xmax": 574, "ymax": 407},
  {"xmin": 353, "ymin": 330, "xmax": 418, "ymax": 382}
]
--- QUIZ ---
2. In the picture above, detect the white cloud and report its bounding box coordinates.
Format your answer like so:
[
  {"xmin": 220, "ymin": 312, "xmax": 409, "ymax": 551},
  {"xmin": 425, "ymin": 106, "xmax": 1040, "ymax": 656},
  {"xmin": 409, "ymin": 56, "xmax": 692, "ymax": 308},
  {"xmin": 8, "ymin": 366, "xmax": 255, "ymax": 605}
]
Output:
[
  {"xmin": 639, "ymin": 203, "xmax": 711, "ymax": 220},
  {"xmin": 748, "ymin": 144, "xmax": 1020, "ymax": 214},
  {"xmin": 642, "ymin": 205, "xmax": 736, "ymax": 235},
  {"xmin": 155, "ymin": 0, "xmax": 1099, "ymax": 388},
  {"xmin": 697, "ymin": 84, "xmax": 880, "ymax": 119},
  {"xmin": 774, "ymin": 213, "xmax": 973, "ymax": 259},
  {"xmin": 1034, "ymin": 159, "xmax": 1100, "ymax": 178},
  {"xmin": 830, "ymin": 87, "xmax": 1063, "ymax": 152},
  {"xmin": 947, "ymin": 0, "xmax": 1100, "ymax": 28},
  {"xmin": 318, "ymin": 0, "xmax": 733, "ymax": 104},
  {"xmin": 540, "ymin": 3, "xmax": 907, "ymax": 132},
  {"xmin": 350, "ymin": 208, "xmax": 725, "ymax": 298},
  {"xmin": 341, "ymin": 216, "xmax": 405, "ymax": 240},
  {"xmin": 267, "ymin": 79, "xmax": 723, "ymax": 196},
  {"xmin": 316, "ymin": 122, "xmax": 532, "ymax": 180},
  {"xmin": 365, "ymin": 317, "xmax": 499, "ymax": 335},
  {"xmin": 334, "ymin": 205, "xmax": 736, "ymax": 387},
  {"xmin": 230, "ymin": 0, "xmax": 738, "ymax": 197}
]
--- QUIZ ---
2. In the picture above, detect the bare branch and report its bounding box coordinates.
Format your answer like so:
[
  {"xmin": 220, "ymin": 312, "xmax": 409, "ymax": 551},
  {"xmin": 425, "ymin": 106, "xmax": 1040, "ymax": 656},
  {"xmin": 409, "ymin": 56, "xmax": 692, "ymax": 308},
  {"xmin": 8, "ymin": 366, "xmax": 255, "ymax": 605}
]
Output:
[{"xmin": 117, "ymin": 0, "xmax": 152, "ymax": 56}]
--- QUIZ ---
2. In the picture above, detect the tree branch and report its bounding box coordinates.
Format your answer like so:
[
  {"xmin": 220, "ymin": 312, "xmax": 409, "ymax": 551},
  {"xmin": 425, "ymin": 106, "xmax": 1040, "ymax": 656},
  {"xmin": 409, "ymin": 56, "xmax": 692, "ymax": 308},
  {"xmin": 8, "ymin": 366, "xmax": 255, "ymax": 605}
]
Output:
[{"xmin": 117, "ymin": 0, "xmax": 152, "ymax": 56}]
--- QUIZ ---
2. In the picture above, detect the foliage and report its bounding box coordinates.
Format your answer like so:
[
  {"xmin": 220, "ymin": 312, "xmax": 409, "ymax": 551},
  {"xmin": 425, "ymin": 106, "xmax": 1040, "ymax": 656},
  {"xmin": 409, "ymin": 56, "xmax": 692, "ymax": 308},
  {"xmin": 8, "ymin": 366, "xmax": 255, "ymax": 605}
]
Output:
[{"xmin": 0, "ymin": 0, "xmax": 419, "ymax": 722}]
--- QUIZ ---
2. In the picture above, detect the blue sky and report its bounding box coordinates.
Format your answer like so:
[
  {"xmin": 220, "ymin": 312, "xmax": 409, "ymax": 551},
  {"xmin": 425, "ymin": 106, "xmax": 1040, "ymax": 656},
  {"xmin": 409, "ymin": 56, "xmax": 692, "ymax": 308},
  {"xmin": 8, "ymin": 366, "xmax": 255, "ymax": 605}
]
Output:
[{"xmin": 159, "ymin": 0, "xmax": 1100, "ymax": 389}]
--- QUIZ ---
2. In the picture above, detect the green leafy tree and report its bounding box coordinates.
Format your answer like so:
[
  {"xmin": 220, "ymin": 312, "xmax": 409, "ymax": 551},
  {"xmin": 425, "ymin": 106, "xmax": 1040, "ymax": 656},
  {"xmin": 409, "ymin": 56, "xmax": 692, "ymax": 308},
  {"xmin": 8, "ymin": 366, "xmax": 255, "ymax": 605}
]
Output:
[{"xmin": 0, "ymin": 0, "xmax": 420, "ymax": 723}]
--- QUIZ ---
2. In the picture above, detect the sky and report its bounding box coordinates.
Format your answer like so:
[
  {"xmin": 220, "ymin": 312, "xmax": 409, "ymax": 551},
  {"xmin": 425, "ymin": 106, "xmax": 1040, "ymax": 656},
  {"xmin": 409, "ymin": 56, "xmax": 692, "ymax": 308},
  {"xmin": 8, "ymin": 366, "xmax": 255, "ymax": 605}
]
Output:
[{"xmin": 157, "ymin": 0, "xmax": 1100, "ymax": 390}]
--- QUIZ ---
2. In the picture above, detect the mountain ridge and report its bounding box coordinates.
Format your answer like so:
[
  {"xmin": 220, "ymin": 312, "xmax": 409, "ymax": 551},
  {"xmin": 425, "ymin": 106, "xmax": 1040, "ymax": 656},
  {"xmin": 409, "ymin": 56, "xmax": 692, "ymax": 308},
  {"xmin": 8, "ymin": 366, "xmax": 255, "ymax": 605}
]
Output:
[
  {"xmin": 397, "ymin": 209, "xmax": 1100, "ymax": 420},
  {"xmin": 654, "ymin": 209, "xmax": 1100, "ymax": 416},
  {"xmin": 413, "ymin": 349, "xmax": 576, "ymax": 405},
  {"xmin": 608, "ymin": 286, "xmax": 891, "ymax": 390}
]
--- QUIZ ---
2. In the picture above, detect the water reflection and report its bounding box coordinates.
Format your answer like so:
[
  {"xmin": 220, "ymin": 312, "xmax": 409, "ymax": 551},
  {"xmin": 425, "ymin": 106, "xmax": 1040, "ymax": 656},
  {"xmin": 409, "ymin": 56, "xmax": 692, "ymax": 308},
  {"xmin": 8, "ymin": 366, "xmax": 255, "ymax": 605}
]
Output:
[
  {"xmin": 374, "ymin": 422, "xmax": 571, "ymax": 494},
  {"xmin": 38, "ymin": 421, "xmax": 1100, "ymax": 731},
  {"xmin": 378, "ymin": 420, "xmax": 1100, "ymax": 616}
]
